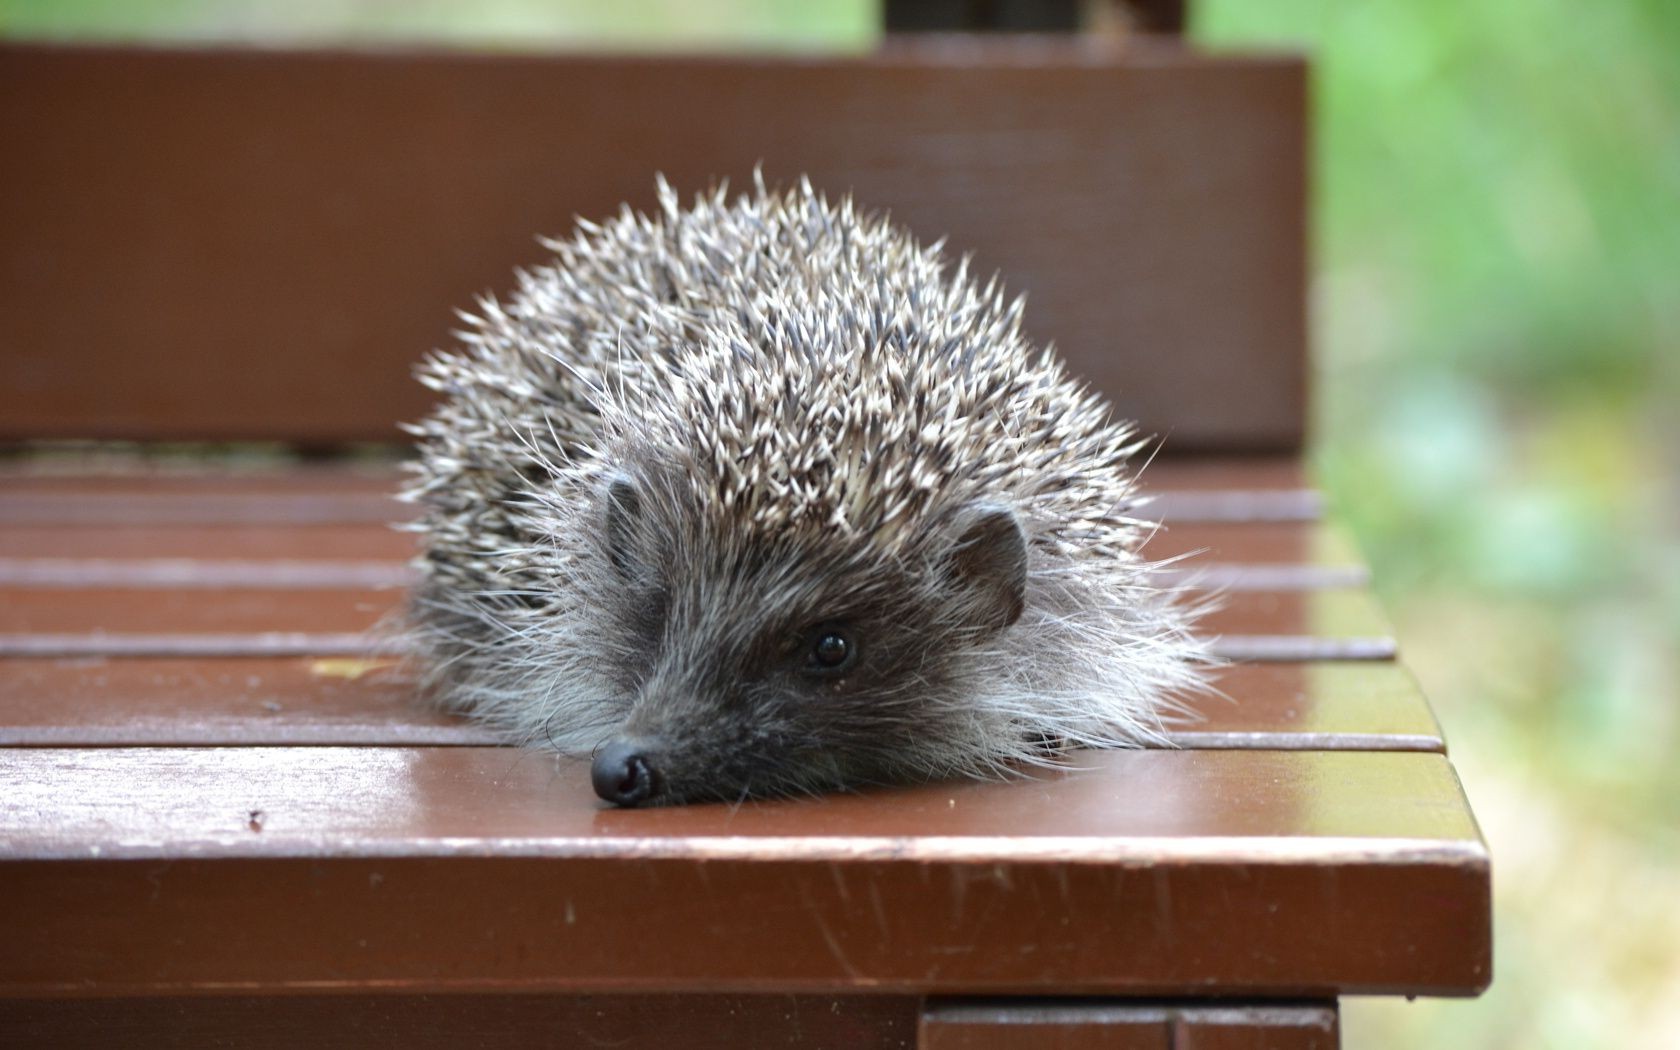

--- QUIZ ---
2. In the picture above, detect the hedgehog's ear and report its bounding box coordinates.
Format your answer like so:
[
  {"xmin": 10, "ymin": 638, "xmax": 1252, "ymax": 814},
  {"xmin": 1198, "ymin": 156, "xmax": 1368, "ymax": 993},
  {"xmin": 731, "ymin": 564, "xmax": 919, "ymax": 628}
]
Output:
[
  {"xmin": 941, "ymin": 502, "xmax": 1028, "ymax": 633},
  {"xmin": 602, "ymin": 473, "xmax": 644, "ymax": 580}
]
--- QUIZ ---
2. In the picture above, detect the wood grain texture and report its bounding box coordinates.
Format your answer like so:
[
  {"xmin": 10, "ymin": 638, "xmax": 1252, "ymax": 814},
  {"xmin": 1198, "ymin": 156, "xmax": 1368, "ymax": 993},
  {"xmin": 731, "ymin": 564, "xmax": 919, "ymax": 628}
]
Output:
[
  {"xmin": 920, "ymin": 1000, "xmax": 1339, "ymax": 1050},
  {"xmin": 0, "ymin": 660, "xmax": 1443, "ymax": 751},
  {"xmin": 0, "ymin": 748, "xmax": 1490, "ymax": 997},
  {"xmin": 0, "ymin": 42, "xmax": 1305, "ymax": 449},
  {"xmin": 0, "ymin": 993, "xmax": 919, "ymax": 1049}
]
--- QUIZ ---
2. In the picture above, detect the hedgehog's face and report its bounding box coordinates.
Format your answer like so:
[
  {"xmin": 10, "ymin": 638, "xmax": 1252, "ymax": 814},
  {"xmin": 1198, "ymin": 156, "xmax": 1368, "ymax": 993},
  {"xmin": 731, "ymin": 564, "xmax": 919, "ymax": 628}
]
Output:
[{"xmin": 583, "ymin": 471, "xmax": 1027, "ymax": 807}]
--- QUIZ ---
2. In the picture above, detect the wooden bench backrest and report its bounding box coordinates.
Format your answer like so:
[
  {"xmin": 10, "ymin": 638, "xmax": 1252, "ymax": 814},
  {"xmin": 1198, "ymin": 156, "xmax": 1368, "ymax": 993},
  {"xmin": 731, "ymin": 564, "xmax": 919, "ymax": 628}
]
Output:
[{"xmin": 0, "ymin": 32, "xmax": 1304, "ymax": 451}]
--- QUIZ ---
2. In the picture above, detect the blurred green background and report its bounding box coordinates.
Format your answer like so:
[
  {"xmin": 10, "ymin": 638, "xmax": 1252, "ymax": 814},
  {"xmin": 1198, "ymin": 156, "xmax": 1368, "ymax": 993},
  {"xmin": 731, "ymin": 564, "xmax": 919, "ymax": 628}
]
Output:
[
  {"xmin": 5, "ymin": 1, "xmax": 1676, "ymax": 1045},
  {"xmin": 1195, "ymin": 3, "xmax": 1680, "ymax": 1047}
]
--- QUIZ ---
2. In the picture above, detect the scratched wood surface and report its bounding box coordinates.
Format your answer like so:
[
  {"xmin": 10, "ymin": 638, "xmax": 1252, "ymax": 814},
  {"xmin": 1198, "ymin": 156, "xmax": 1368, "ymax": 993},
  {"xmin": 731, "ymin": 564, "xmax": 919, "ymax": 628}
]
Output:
[
  {"xmin": 2, "ymin": 749, "xmax": 1486, "ymax": 996},
  {"xmin": 0, "ymin": 458, "xmax": 1490, "ymax": 1007}
]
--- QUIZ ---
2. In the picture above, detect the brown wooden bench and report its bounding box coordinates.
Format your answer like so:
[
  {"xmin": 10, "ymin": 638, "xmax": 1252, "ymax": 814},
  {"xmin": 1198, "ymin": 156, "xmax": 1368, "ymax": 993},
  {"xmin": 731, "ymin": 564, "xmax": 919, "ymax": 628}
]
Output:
[{"xmin": 0, "ymin": 9, "xmax": 1488, "ymax": 1046}]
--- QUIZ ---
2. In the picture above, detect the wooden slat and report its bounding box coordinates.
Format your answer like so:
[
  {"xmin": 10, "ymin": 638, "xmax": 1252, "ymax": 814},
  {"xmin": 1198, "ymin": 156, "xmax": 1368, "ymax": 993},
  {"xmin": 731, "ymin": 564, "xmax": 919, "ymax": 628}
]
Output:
[
  {"xmin": 0, "ymin": 468, "xmax": 407, "ymax": 525},
  {"xmin": 0, "ymin": 588, "xmax": 394, "ymax": 634},
  {"xmin": 920, "ymin": 1000, "xmax": 1339, "ymax": 1050},
  {"xmin": 0, "ymin": 493, "xmax": 407, "ymax": 527},
  {"xmin": 0, "ymin": 660, "xmax": 1444, "ymax": 752},
  {"xmin": 0, "ymin": 520, "xmax": 1363, "ymax": 589},
  {"xmin": 0, "ymin": 42, "xmax": 1305, "ymax": 449},
  {"xmin": 0, "ymin": 456, "xmax": 1308, "ymax": 494},
  {"xmin": 0, "ymin": 526, "xmax": 414, "ymax": 562},
  {"xmin": 0, "ymin": 747, "xmax": 1490, "ymax": 997},
  {"xmin": 0, "ymin": 489, "xmax": 1320, "ymax": 528},
  {"xmin": 0, "ymin": 993, "xmax": 920, "ymax": 1049},
  {"xmin": 0, "ymin": 521, "xmax": 1348, "ymax": 565},
  {"xmin": 0, "ymin": 584, "xmax": 1393, "ymax": 641},
  {"xmin": 0, "ymin": 465, "xmax": 1315, "ymax": 529},
  {"xmin": 0, "ymin": 466, "xmax": 405, "ymax": 494},
  {"xmin": 0, "ymin": 657, "xmax": 490, "ymax": 748}
]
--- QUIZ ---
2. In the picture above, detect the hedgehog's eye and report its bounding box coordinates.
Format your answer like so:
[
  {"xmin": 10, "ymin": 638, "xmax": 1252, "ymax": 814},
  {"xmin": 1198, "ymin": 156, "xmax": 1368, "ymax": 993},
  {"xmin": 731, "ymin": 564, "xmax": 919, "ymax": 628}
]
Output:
[{"xmin": 803, "ymin": 624, "xmax": 858, "ymax": 674}]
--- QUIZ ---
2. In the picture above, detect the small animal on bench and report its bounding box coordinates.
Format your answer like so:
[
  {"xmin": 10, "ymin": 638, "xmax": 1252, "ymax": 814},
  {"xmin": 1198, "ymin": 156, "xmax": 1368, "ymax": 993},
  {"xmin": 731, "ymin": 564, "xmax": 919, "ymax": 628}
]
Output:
[{"xmin": 403, "ymin": 175, "xmax": 1208, "ymax": 806}]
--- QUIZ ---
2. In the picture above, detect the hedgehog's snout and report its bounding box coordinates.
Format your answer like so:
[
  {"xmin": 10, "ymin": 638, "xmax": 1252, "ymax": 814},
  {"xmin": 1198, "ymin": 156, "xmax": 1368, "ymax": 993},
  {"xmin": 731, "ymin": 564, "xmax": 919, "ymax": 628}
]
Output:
[{"xmin": 591, "ymin": 736, "xmax": 664, "ymax": 806}]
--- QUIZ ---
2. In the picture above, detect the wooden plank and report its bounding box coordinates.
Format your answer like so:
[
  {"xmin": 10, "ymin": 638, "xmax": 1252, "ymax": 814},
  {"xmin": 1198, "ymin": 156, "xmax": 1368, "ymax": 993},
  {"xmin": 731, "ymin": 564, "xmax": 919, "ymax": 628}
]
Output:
[
  {"xmin": 0, "ymin": 747, "xmax": 1490, "ymax": 997},
  {"xmin": 0, "ymin": 633, "xmax": 380, "ymax": 659},
  {"xmin": 0, "ymin": 466, "xmax": 410, "ymax": 526},
  {"xmin": 0, "ymin": 660, "xmax": 1444, "ymax": 752},
  {"xmin": 0, "ymin": 657, "xmax": 491, "ymax": 748},
  {"xmin": 0, "ymin": 583, "xmax": 1393, "ymax": 641},
  {"xmin": 0, "ymin": 474, "xmax": 1314, "ymax": 531},
  {"xmin": 1178, "ymin": 662, "xmax": 1438, "ymax": 749},
  {"xmin": 0, "ymin": 488, "xmax": 1320, "ymax": 528},
  {"xmin": 0, "ymin": 526, "xmax": 414, "ymax": 562},
  {"xmin": 920, "ymin": 1000, "xmax": 1339, "ymax": 1050},
  {"xmin": 0, "ymin": 466, "xmax": 404, "ymax": 495},
  {"xmin": 0, "ymin": 588, "xmax": 394, "ymax": 635},
  {"xmin": 0, "ymin": 993, "xmax": 920, "ymax": 1049},
  {"xmin": 0, "ymin": 995, "xmax": 1342, "ymax": 1049},
  {"xmin": 0, "ymin": 42, "xmax": 1306, "ymax": 449},
  {"xmin": 0, "ymin": 633, "xmax": 1394, "ymax": 662},
  {"xmin": 0, "ymin": 520, "xmax": 1364, "ymax": 590},
  {"xmin": 0, "ymin": 493, "xmax": 407, "ymax": 527},
  {"xmin": 0, "ymin": 457, "xmax": 1308, "ymax": 495},
  {"xmin": 0, "ymin": 487, "xmax": 1310, "ymax": 527}
]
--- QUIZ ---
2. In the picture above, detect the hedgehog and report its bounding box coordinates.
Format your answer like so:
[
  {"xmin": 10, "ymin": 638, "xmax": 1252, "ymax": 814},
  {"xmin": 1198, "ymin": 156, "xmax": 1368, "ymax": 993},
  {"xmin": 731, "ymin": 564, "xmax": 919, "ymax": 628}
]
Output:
[{"xmin": 402, "ymin": 174, "xmax": 1208, "ymax": 807}]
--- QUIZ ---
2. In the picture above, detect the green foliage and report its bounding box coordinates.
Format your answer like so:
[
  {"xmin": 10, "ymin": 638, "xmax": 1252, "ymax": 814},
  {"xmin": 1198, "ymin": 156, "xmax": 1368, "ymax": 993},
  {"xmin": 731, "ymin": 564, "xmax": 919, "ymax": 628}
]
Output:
[
  {"xmin": 1199, "ymin": 2, "xmax": 1680, "ymax": 1046},
  {"xmin": 1202, "ymin": 0, "xmax": 1679, "ymax": 396},
  {"xmin": 0, "ymin": 0, "xmax": 877, "ymax": 51}
]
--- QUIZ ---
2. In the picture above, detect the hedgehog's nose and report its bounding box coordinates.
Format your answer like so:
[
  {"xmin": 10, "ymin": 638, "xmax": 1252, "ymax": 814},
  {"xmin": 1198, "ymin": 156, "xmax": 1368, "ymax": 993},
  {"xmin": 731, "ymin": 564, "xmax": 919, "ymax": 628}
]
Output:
[{"xmin": 591, "ymin": 738, "xmax": 662, "ymax": 806}]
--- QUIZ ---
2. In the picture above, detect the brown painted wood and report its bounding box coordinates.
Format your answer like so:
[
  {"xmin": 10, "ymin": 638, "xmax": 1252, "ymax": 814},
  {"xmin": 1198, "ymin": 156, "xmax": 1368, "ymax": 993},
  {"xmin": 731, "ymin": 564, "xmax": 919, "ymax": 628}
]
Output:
[
  {"xmin": 0, "ymin": 657, "xmax": 492, "ymax": 748},
  {"xmin": 0, "ymin": 467, "xmax": 410, "ymax": 526},
  {"xmin": 0, "ymin": 993, "xmax": 920, "ymax": 1049},
  {"xmin": 920, "ymin": 1000, "xmax": 1338, "ymax": 1050},
  {"xmin": 0, "ymin": 520, "xmax": 1359, "ymax": 585},
  {"xmin": 0, "ymin": 466, "xmax": 404, "ymax": 495},
  {"xmin": 0, "ymin": 582, "xmax": 1392, "ymax": 642},
  {"xmin": 0, "ymin": 632, "xmax": 1393, "ymax": 662},
  {"xmin": 0, "ymin": 588, "xmax": 395, "ymax": 634},
  {"xmin": 885, "ymin": 0, "xmax": 1082, "ymax": 32},
  {"xmin": 0, "ymin": 527, "xmax": 414, "ymax": 562},
  {"xmin": 1179, "ymin": 662, "xmax": 1438, "ymax": 749},
  {"xmin": 0, "ymin": 660, "xmax": 1443, "ymax": 752},
  {"xmin": 0, "ymin": 462, "xmax": 1314, "ymax": 529},
  {"xmin": 0, "ymin": 42, "xmax": 1306, "ymax": 450},
  {"xmin": 0, "ymin": 747, "xmax": 1490, "ymax": 997},
  {"xmin": 0, "ymin": 457, "xmax": 1308, "ymax": 496}
]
